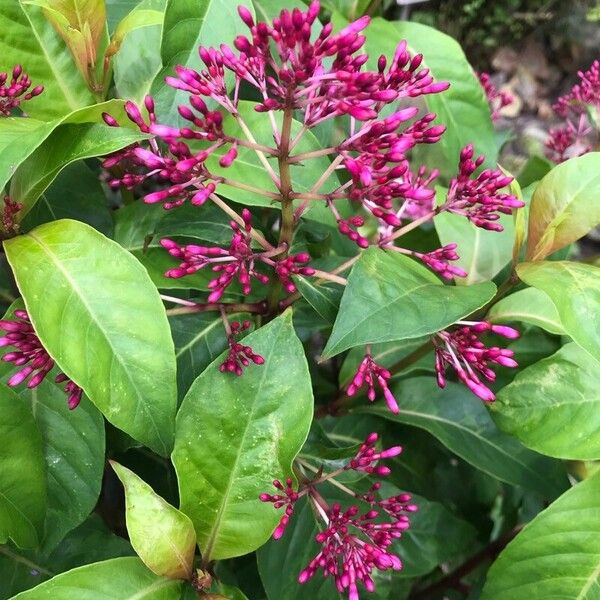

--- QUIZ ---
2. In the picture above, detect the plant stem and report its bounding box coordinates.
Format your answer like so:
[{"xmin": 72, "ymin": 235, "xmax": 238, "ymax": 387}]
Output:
[
  {"xmin": 289, "ymin": 146, "xmax": 337, "ymax": 163},
  {"xmin": 380, "ymin": 210, "xmax": 437, "ymax": 245},
  {"xmin": 0, "ymin": 546, "xmax": 54, "ymax": 577},
  {"xmin": 165, "ymin": 301, "xmax": 267, "ymax": 316},
  {"xmin": 310, "ymin": 269, "xmax": 348, "ymax": 286},
  {"xmin": 408, "ymin": 526, "xmax": 523, "ymax": 599},
  {"xmin": 219, "ymin": 178, "xmax": 280, "ymax": 200}
]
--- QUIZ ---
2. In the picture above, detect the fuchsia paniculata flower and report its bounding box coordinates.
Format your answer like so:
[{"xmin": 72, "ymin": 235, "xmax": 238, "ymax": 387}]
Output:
[
  {"xmin": 0, "ymin": 310, "xmax": 83, "ymax": 409},
  {"xmin": 478, "ymin": 72, "xmax": 513, "ymax": 121},
  {"xmin": 260, "ymin": 433, "xmax": 415, "ymax": 600},
  {"xmin": 433, "ymin": 321, "xmax": 520, "ymax": 402},
  {"xmin": 0, "ymin": 65, "xmax": 44, "ymax": 116},
  {"xmin": 546, "ymin": 59, "xmax": 599, "ymax": 163},
  {"xmin": 219, "ymin": 320, "xmax": 265, "ymax": 375},
  {"xmin": 2, "ymin": 196, "xmax": 23, "ymax": 236}
]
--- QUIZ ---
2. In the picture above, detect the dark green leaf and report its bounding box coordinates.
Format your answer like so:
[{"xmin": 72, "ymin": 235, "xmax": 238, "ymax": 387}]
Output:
[
  {"xmin": 0, "ymin": 386, "xmax": 46, "ymax": 548},
  {"xmin": 517, "ymin": 261, "xmax": 600, "ymax": 363},
  {"xmin": 359, "ymin": 377, "xmax": 568, "ymax": 498},
  {"xmin": 10, "ymin": 557, "xmax": 183, "ymax": 599},
  {"xmin": 4, "ymin": 220, "xmax": 177, "ymax": 456},
  {"xmin": 20, "ymin": 162, "xmax": 113, "ymax": 237},
  {"xmin": 526, "ymin": 152, "xmax": 600, "ymax": 261},
  {"xmin": 111, "ymin": 462, "xmax": 196, "ymax": 579},
  {"xmin": 322, "ymin": 249, "xmax": 496, "ymax": 358},
  {"xmin": 173, "ymin": 311, "xmax": 313, "ymax": 561},
  {"xmin": 482, "ymin": 472, "xmax": 600, "ymax": 599},
  {"xmin": 294, "ymin": 277, "xmax": 342, "ymax": 324},
  {"xmin": 493, "ymin": 343, "xmax": 600, "ymax": 460}
]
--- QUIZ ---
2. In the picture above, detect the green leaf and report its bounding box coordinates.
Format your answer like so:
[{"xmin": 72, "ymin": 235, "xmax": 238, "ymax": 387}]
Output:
[
  {"xmin": 482, "ymin": 472, "xmax": 600, "ymax": 600},
  {"xmin": 322, "ymin": 248, "xmax": 496, "ymax": 358},
  {"xmin": 4, "ymin": 220, "xmax": 177, "ymax": 456},
  {"xmin": 107, "ymin": 9, "xmax": 163, "ymax": 57},
  {"xmin": 0, "ymin": 386, "xmax": 46, "ymax": 548},
  {"xmin": 21, "ymin": 162, "xmax": 113, "ymax": 238},
  {"xmin": 0, "ymin": 99, "xmax": 131, "ymax": 194},
  {"xmin": 9, "ymin": 122, "xmax": 146, "ymax": 219},
  {"xmin": 360, "ymin": 377, "xmax": 568, "ymax": 498},
  {"xmin": 434, "ymin": 208, "xmax": 515, "ymax": 285},
  {"xmin": 152, "ymin": 0, "xmax": 254, "ymax": 124},
  {"xmin": 526, "ymin": 153, "xmax": 600, "ymax": 261},
  {"xmin": 516, "ymin": 154, "xmax": 553, "ymax": 189},
  {"xmin": 487, "ymin": 287, "xmax": 565, "ymax": 335},
  {"xmin": 364, "ymin": 18, "xmax": 497, "ymax": 179},
  {"xmin": 111, "ymin": 462, "xmax": 196, "ymax": 580},
  {"xmin": 23, "ymin": 0, "xmax": 107, "ymax": 90},
  {"xmin": 0, "ymin": 2, "xmax": 95, "ymax": 119},
  {"xmin": 294, "ymin": 277, "xmax": 342, "ymax": 324},
  {"xmin": 0, "ymin": 514, "xmax": 134, "ymax": 599},
  {"xmin": 26, "ymin": 383, "xmax": 105, "ymax": 552},
  {"xmin": 173, "ymin": 311, "xmax": 313, "ymax": 561},
  {"xmin": 492, "ymin": 343, "xmax": 600, "ymax": 460},
  {"xmin": 9, "ymin": 557, "xmax": 183, "ymax": 599},
  {"xmin": 112, "ymin": 1, "xmax": 166, "ymax": 104},
  {"xmin": 517, "ymin": 261, "xmax": 600, "ymax": 363}
]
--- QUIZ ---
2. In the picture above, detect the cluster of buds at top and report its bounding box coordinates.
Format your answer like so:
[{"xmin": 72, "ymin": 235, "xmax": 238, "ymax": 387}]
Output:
[
  {"xmin": 2, "ymin": 196, "xmax": 22, "ymax": 236},
  {"xmin": 433, "ymin": 321, "xmax": 520, "ymax": 402},
  {"xmin": 100, "ymin": 1, "xmax": 526, "ymax": 397},
  {"xmin": 478, "ymin": 72, "xmax": 513, "ymax": 121},
  {"xmin": 0, "ymin": 65, "xmax": 44, "ymax": 116},
  {"xmin": 546, "ymin": 60, "xmax": 599, "ymax": 163},
  {"xmin": 0, "ymin": 310, "xmax": 82, "ymax": 409},
  {"xmin": 260, "ymin": 433, "xmax": 414, "ymax": 600}
]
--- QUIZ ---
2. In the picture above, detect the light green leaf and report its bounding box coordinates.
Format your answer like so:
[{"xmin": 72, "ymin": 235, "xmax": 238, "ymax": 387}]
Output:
[
  {"xmin": 526, "ymin": 152, "xmax": 600, "ymax": 261},
  {"xmin": 487, "ymin": 287, "xmax": 565, "ymax": 335},
  {"xmin": 517, "ymin": 261, "xmax": 600, "ymax": 363},
  {"xmin": 0, "ymin": 2, "xmax": 95, "ymax": 119},
  {"xmin": 111, "ymin": 462, "xmax": 196, "ymax": 580},
  {"xmin": 294, "ymin": 277, "xmax": 342, "ymax": 324},
  {"xmin": 152, "ymin": 0, "xmax": 254, "ymax": 124},
  {"xmin": 9, "ymin": 557, "xmax": 183, "ymax": 599},
  {"xmin": 322, "ymin": 248, "xmax": 496, "ymax": 358},
  {"xmin": 9, "ymin": 122, "xmax": 146, "ymax": 219},
  {"xmin": 0, "ymin": 99, "xmax": 132, "ymax": 193},
  {"xmin": 360, "ymin": 377, "xmax": 568, "ymax": 498},
  {"xmin": 0, "ymin": 386, "xmax": 46, "ymax": 548},
  {"xmin": 492, "ymin": 343, "xmax": 600, "ymax": 460},
  {"xmin": 173, "ymin": 311, "xmax": 313, "ymax": 561},
  {"xmin": 4, "ymin": 220, "xmax": 177, "ymax": 456},
  {"xmin": 107, "ymin": 9, "xmax": 163, "ymax": 57},
  {"xmin": 482, "ymin": 472, "xmax": 600, "ymax": 600}
]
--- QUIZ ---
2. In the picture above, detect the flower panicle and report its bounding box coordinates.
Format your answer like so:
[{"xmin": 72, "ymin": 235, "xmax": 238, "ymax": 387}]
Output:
[
  {"xmin": 0, "ymin": 65, "xmax": 44, "ymax": 116},
  {"xmin": 219, "ymin": 319, "xmax": 265, "ymax": 376},
  {"xmin": 478, "ymin": 72, "xmax": 513, "ymax": 120},
  {"xmin": 0, "ymin": 310, "xmax": 83, "ymax": 409},
  {"xmin": 346, "ymin": 353, "xmax": 398, "ymax": 414},
  {"xmin": 434, "ymin": 320, "xmax": 520, "ymax": 402}
]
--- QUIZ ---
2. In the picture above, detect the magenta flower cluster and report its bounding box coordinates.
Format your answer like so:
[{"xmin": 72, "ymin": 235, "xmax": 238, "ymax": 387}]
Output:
[
  {"xmin": 99, "ymin": 0, "xmax": 524, "ymax": 411},
  {"xmin": 546, "ymin": 59, "xmax": 599, "ymax": 163},
  {"xmin": 0, "ymin": 65, "xmax": 44, "ymax": 116},
  {"xmin": 260, "ymin": 433, "xmax": 415, "ymax": 600},
  {"xmin": 0, "ymin": 310, "xmax": 82, "ymax": 409},
  {"xmin": 478, "ymin": 72, "xmax": 513, "ymax": 120}
]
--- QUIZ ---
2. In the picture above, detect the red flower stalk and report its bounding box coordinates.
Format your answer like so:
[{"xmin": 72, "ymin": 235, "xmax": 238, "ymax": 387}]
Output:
[
  {"xmin": 0, "ymin": 310, "xmax": 83, "ymax": 409},
  {"xmin": 478, "ymin": 72, "xmax": 513, "ymax": 120},
  {"xmin": 433, "ymin": 321, "xmax": 520, "ymax": 402},
  {"xmin": 219, "ymin": 320, "xmax": 264, "ymax": 375},
  {"xmin": 346, "ymin": 352, "xmax": 399, "ymax": 414},
  {"xmin": 0, "ymin": 65, "xmax": 44, "ymax": 116}
]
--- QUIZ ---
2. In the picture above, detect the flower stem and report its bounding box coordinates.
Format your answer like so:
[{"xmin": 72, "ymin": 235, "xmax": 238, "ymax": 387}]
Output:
[
  {"xmin": 165, "ymin": 301, "xmax": 268, "ymax": 316},
  {"xmin": 310, "ymin": 269, "xmax": 348, "ymax": 286}
]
